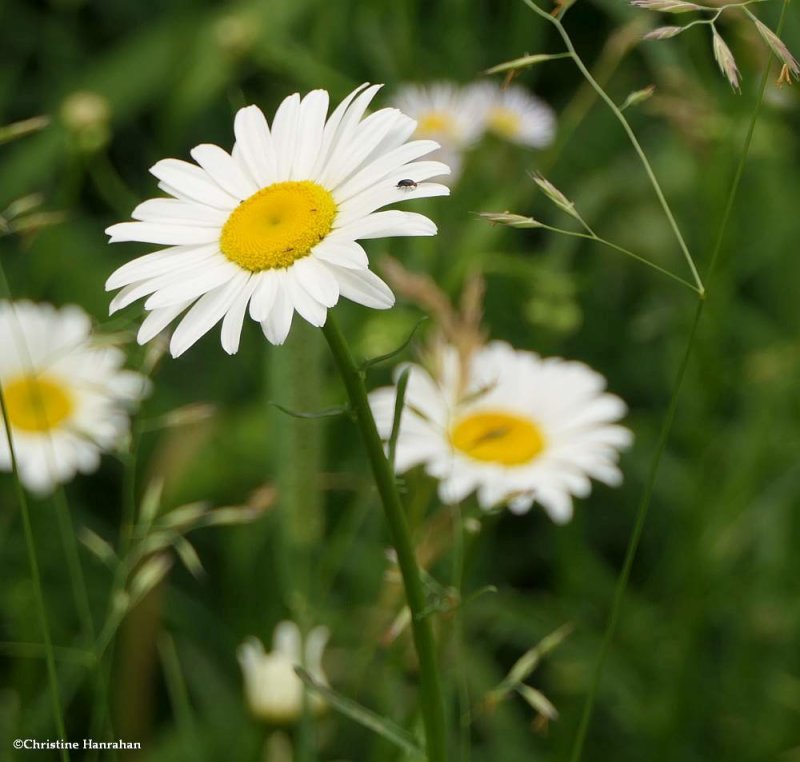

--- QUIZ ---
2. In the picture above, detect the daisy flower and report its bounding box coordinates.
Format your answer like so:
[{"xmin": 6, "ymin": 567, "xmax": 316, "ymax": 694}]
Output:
[
  {"xmin": 369, "ymin": 341, "xmax": 632, "ymax": 523},
  {"xmin": 238, "ymin": 621, "xmax": 329, "ymax": 724},
  {"xmin": 0, "ymin": 301, "xmax": 148, "ymax": 495},
  {"xmin": 105, "ymin": 84, "xmax": 450, "ymax": 357},
  {"xmin": 392, "ymin": 82, "xmax": 486, "ymax": 182},
  {"xmin": 470, "ymin": 82, "xmax": 556, "ymax": 148}
]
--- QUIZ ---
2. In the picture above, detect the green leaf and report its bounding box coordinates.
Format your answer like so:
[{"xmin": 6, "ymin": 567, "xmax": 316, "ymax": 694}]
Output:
[
  {"xmin": 268, "ymin": 401, "xmax": 350, "ymax": 420},
  {"xmin": 388, "ymin": 366, "xmax": 411, "ymax": 471},
  {"xmin": 360, "ymin": 317, "xmax": 427, "ymax": 370},
  {"xmin": 295, "ymin": 668, "xmax": 426, "ymax": 758},
  {"xmin": 515, "ymin": 684, "xmax": 559, "ymax": 720},
  {"xmin": 484, "ymin": 52, "xmax": 572, "ymax": 74},
  {"xmin": 495, "ymin": 623, "xmax": 573, "ymax": 696}
]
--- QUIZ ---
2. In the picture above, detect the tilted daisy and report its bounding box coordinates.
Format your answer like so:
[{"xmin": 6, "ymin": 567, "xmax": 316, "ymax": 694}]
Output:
[
  {"xmin": 392, "ymin": 82, "xmax": 486, "ymax": 182},
  {"xmin": 0, "ymin": 301, "xmax": 148, "ymax": 495},
  {"xmin": 369, "ymin": 341, "xmax": 632, "ymax": 523},
  {"xmin": 470, "ymin": 82, "xmax": 556, "ymax": 148},
  {"xmin": 105, "ymin": 84, "xmax": 450, "ymax": 357}
]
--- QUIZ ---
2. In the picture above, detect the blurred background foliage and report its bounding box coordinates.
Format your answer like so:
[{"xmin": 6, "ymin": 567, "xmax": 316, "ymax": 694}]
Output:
[{"xmin": 1, "ymin": 0, "xmax": 800, "ymax": 760}]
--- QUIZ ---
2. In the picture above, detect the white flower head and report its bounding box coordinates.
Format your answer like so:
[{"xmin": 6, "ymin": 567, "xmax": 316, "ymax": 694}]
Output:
[
  {"xmin": 369, "ymin": 341, "xmax": 632, "ymax": 524},
  {"xmin": 238, "ymin": 621, "xmax": 329, "ymax": 724},
  {"xmin": 105, "ymin": 84, "xmax": 450, "ymax": 357},
  {"xmin": 0, "ymin": 301, "xmax": 148, "ymax": 495},
  {"xmin": 392, "ymin": 82, "xmax": 487, "ymax": 182},
  {"xmin": 469, "ymin": 82, "xmax": 556, "ymax": 148}
]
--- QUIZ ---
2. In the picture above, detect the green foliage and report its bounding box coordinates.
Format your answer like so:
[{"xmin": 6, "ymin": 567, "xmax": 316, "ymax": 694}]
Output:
[{"xmin": 1, "ymin": 0, "xmax": 799, "ymax": 760}]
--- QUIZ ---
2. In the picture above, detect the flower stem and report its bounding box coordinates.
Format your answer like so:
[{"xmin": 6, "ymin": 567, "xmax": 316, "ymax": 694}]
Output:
[
  {"xmin": 568, "ymin": 3, "xmax": 788, "ymax": 759},
  {"xmin": 569, "ymin": 298, "xmax": 703, "ymax": 762},
  {"xmin": 522, "ymin": 0, "xmax": 705, "ymax": 297},
  {"xmin": 0, "ymin": 389, "xmax": 70, "ymax": 761},
  {"xmin": 322, "ymin": 315, "xmax": 447, "ymax": 762}
]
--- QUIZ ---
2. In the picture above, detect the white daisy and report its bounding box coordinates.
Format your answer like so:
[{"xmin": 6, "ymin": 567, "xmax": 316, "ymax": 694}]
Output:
[
  {"xmin": 369, "ymin": 341, "xmax": 632, "ymax": 524},
  {"xmin": 392, "ymin": 82, "xmax": 486, "ymax": 182},
  {"xmin": 470, "ymin": 82, "xmax": 556, "ymax": 148},
  {"xmin": 0, "ymin": 301, "xmax": 148, "ymax": 495},
  {"xmin": 105, "ymin": 84, "xmax": 450, "ymax": 357},
  {"xmin": 238, "ymin": 621, "xmax": 329, "ymax": 724}
]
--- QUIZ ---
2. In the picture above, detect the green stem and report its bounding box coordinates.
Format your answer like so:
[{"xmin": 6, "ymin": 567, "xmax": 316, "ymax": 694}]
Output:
[
  {"xmin": 450, "ymin": 503, "xmax": 470, "ymax": 762},
  {"xmin": 0, "ymin": 264, "xmax": 69, "ymax": 759},
  {"xmin": 539, "ymin": 224, "xmax": 700, "ymax": 293},
  {"xmin": 0, "ymin": 389, "xmax": 69, "ymax": 761},
  {"xmin": 569, "ymin": 2, "xmax": 788, "ymax": 757},
  {"xmin": 322, "ymin": 315, "xmax": 447, "ymax": 762},
  {"xmin": 522, "ymin": 0, "xmax": 705, "ymax": 296},
  {"xmin": 570, "ymin": 299, "xmax": 704, "ymax": 762}
]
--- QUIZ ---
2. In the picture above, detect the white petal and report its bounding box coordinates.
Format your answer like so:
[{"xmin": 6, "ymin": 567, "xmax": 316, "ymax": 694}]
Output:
[
  {"xmin": 330, "ymin": 266, "xmax": 395, "ymax": 309},
  {"xmin": 143, "ymin": 259, "xmax": 241, "ymax": 309},
  {"xmin": 150, "ymin": 158, "xmax": 239, "ymax": 210},
  {"xmin": 190, "ymin": 143, "xmax": 258, "ymax": 199},
  {"xmin": 291, "ymin": 90, "xmax": 329, "ymax": 180},
  {"xmin": 234, "ymin": 105, "xmax": 279, "ymax": 187},
  {"xmin": 105, "ymin": 245, "xmax": 219, "ymax": 290},
  {"xmin": 332, "ymin": 139, "xmax": 442, "ymax": 201},
  {"xmin": 137, "ymin": 301, "xmax": 192, "ymax": 344},
  {"xmin": 312, "ymin": 84, "xmax": 381, "ymax": 180},
  {"xmin": 290, "ymin": 257, "xmax": 339, "ymax": 308},
  {"xmin": 131, "ymin": 198, "xmax": 228, "ymax": 227},
  {"xmin": 248, "ymin": 270, "xmax": 280, "ymax": 321},
  {"xmin": 335, "ymin": 182, "xmax": 449, "ymax": 229},
  {"xmin": 169, "ymin": 272, "xmax": 249, "ymax": 357},
  {"xmin": 320, "ymin": 108, "xmax": 402, "ymax": 189},
  {"xmin": 106, "ymin": 221, "xmax": 219, "ymax": 246},
  {"xmin": 329, "ymin": 210, "xmax": 436, "ymax": 241},
  {"xmin": 311, "ymin": 241, "xmax": 369, "ymax": 270},
  {"xmin": 285, "ymin": 270, "xmax": 327, "ymax": 327},
  {"xmin": 220, "ymin": 276, "xmax": 257, "ymax": 354},
  {"xmin": 270, "ymin": 93, "xmax": 301, "ymax": 181},
  {"xmin": 536, "ymin": 489, "xmax": 574, "ymax": 524},
  {"xmin": 261, "ymin": 273, "xmax": 294, "ymax": 345}
]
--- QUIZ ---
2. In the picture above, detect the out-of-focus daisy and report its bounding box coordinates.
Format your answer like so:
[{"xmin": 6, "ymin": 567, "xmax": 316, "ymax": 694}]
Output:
[
  {"xmin": 238, "ymin": 621, "xmax": 329, "ymax": 724},
  {"xmin": 392, "ymin": 82, "xmax": 486, "ymax": 182},
  {"xmin": 369, "ymin": 341, "xmax": 631, "ymax": 523},
  {"xmin": 0, "ymin": 301, "xmax": 147, "ymax": 495},
  {"xmin": 105, "ymin": 84, "xmax": 449, "ymax": 356},
  {"xmin": 471, "ymin": 82, "xmax": 556, "ymax": 148}
]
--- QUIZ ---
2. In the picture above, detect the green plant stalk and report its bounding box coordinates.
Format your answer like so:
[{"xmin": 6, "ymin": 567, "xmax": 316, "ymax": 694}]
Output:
[
  {"xmin": 538, "ymin": 223, "xmax": 700, "ymax": 293},
  {"xmin": 0, "ymin": 389, "xmax": 69, "ymax": 761},
  {"xmin": 322, "ymin": 315, "xmax": 447, "ymax": 762},
  {"xmin": 450, "ymin": 503, "xmax": 470, "ymax": 762},
  {"xmin": 568, "ymin": 2, "xmax": 788, "ymax": 758},
  {"xmin": 522, "ymin": 0, "xmax": 705, "ymax": 296},
  {"xmin": 270, "ymin": 321, "xmax": 325, "ymax": 762},
  {"xmin": 569, "ymin": 299, "xmax": 703, "ymax": 762},
  {"xmin": 0, "ymin": 262, "xmax": 70, "ymax": 758}
]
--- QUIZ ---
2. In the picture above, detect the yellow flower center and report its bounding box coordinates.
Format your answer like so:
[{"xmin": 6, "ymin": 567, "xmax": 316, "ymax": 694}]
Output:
[
  {"xmin": 450, "ymin": 410, "xmax": 545, "ymax": 466},
  {"xmin": 416, "ymin": 111, "xmax": 457, "ymax": 138},
  {"xmin": 3, "ymin": 375, "xmax": 74, "ymax": 433},
  {"xmin": 220, "ymin": 180, "xmax": 337, "ymax": 272},
  {"xmin": 488, "ymin": 108, "xmax": 522, "ymax": 139}
]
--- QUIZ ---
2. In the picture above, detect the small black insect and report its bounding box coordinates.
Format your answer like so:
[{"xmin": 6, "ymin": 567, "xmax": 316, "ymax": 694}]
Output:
[{"xmin": 396, "ymin": 178, "xmax": 418, "ymax": 190}]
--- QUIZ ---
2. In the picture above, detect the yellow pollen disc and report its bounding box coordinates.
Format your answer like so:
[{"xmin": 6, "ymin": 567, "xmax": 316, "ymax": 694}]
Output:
[
  {"xmin": 416, "ymin": 111, "xmax": 456, "ymax": 138},
  {"xmin": 220, "ymin": 180, "xmax": 337, "ymax": 272},
  {"xmin": 450, "ymin": 410, "xmax": 545, "ymax": 466},
  {"xmin": 4, "ymin": 375, "xmax": 74, "ymax": 433},
  {"xmin": 488, "ymin": 108, "xmax": 522, "ymax": 139}
]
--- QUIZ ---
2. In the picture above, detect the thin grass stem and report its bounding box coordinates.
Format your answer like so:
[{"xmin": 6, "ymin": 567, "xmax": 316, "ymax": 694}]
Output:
[
  {"xmin": 0, "ymin": 388, "xmax": 70, "ymax": 761},
  {"xmin": 522, "ymin": 0, "xmax": 705, "ymax": 296},
  {"xmin": 567, "ymin": 3, "xmax": 789, "ymax": 758}
]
